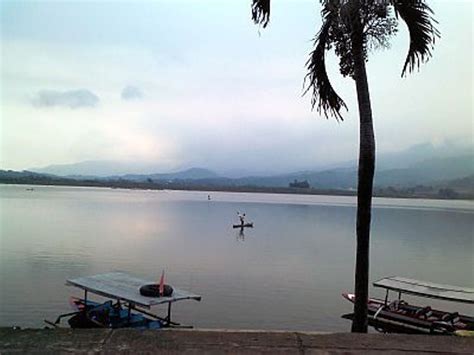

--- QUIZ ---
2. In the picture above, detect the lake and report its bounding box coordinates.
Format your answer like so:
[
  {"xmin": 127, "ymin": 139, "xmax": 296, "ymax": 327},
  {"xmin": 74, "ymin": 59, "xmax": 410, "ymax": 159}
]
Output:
[{"xmin": 0, "ymin": 185, "xmax": 473, "ymax": 331}]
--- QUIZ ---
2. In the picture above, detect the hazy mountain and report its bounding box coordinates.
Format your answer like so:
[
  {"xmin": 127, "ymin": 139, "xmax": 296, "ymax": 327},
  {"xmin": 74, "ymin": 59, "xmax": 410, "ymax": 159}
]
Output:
[
  {"xmin": 374, "ymin": 155, "xmax": 474, "ymax": 187},
  {"xmin": 222, "ymin": 167, "xmax": 357, "ymax": 189},
  {"xmin": 333, "ymin": 142, "xmax": 473, "ymax": 171},
  {"xmin": 182, "ymin": 155, "xmax": 473, "ymax": 190},
  {"xmin": 435, "ymin": 174, "xmax": 474, "ymax": 193},
  {"xmin": 4, "ymin": 158, "xmax": 474, "ymax": 197},
  {"xmin": 27, "ymin": 142, "xmax": 473, "ymax": 190},
  {"xmin": 119, "ymin": 168, "xmax": 220, "ymax": 182},
  {"xmin": 30, "ymin": 142, "xmax": 471, "ymax": 178},
  {"xmin": 0, "ymin": 170, "xmax": 49, "ymax": 179},
  {"xmin": 30, "ymin": 160, "xmax": 172, "ymax": 177}
]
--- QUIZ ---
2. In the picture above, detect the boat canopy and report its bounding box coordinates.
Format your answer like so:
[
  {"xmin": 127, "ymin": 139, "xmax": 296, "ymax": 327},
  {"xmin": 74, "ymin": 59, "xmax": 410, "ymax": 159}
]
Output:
[
  {"xmin": 373, "ymin": 276, "xmax": 474, "ymax": 304},
  {"xmin": 67, "ymin": 272, "xmax": 201, "ymax": 308}
]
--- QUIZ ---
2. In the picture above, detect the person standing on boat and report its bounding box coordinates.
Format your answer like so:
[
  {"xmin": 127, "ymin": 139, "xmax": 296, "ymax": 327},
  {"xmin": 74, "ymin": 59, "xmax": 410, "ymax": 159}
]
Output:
[{"xmin": 237, "ymin": 212, "xmax": 246, "ymax": 226}]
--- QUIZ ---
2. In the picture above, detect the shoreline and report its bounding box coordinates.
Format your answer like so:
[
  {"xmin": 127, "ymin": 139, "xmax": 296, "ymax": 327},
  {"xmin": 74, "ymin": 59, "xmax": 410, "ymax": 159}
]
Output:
[{"xmin": 1, "ymin": 180, "xmax": 473, "ymax": 201}]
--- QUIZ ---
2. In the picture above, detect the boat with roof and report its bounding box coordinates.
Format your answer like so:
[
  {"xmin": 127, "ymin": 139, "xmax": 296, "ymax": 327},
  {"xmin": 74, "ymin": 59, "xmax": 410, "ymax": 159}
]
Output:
[
  {"xmin": 45, "ymin": 272, "xmax": 201, "ymax": 329},
  {"xmin": 342, "ymin": 276, "xmax": 474, "ymax": 335}
]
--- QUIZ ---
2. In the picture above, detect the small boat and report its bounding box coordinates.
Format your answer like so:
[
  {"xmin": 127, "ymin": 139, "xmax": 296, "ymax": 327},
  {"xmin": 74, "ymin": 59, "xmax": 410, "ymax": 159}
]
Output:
[
  {"xmin": 342, "ymin": 276, "xmax": 474, "ymax": 335},
  {"xmin": 45, "ymin": 272, "xmax": 201, "ymax": 329},
  {"xmin": 233, "ymin": 223, "xmax": 254, "ymax": 229}
]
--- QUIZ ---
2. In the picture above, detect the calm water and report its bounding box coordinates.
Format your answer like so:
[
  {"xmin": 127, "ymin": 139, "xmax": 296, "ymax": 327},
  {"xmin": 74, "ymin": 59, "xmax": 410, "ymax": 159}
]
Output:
[{"xmin": 0, "ymin": 185, "xmax": 473, "ymax": 331}]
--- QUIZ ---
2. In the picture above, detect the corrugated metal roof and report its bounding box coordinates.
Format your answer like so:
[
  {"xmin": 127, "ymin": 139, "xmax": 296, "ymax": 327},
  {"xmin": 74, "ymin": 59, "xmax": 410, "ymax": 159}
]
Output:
[
  {"xmin": 373, "ymin": 276, "xmax": 474, "ymax": 304},
  {"xmin": 67, "ymin": 272, "xmax": 201, "ymax": 308}
]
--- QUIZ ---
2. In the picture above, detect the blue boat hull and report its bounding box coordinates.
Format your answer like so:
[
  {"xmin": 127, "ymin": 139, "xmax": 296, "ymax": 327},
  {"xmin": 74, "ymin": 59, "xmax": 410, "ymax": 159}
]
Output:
[{"xmin": 68, "ymin": 298, "xmax": 162, "ymax": 329}]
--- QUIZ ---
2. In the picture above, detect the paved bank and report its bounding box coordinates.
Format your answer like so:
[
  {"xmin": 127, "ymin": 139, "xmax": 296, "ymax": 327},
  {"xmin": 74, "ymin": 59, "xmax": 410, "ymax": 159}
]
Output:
[{"xmin": 1, "ymin": 328, "xmax": 473, "ymax": 354}]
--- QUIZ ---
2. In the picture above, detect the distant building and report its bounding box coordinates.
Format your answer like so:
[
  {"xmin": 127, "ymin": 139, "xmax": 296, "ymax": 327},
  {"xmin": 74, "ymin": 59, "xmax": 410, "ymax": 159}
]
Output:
[{"xmin": 289, "ymin": 179, "xmax": 310, "ymax": 188}]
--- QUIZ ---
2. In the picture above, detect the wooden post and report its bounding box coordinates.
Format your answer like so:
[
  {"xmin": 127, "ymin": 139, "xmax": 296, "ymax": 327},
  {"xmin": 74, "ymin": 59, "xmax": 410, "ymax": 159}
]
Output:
[{"xmin": 167, "ymin": 302, "xmax": 172, "ymax": 326}]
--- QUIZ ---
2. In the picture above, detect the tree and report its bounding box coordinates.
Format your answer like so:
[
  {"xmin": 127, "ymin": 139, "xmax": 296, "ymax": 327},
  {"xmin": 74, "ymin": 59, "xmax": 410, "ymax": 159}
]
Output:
[{"xmin": 251, "ymin": 0, "xmax": 438, "ymax": 332}]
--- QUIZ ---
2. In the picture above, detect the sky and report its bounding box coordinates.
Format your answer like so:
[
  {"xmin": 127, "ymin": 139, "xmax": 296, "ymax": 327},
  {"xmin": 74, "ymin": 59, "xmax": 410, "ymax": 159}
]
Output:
[{"xmin": 1, "ymin": 0, "xmax": 472, "ymax": 175}]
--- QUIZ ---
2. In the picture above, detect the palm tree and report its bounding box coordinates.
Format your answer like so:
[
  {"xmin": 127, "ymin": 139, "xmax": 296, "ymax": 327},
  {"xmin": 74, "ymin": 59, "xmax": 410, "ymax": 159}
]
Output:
[{"xmin": 251, "ymin": 0, "xmax": 439, "ymax": 332}]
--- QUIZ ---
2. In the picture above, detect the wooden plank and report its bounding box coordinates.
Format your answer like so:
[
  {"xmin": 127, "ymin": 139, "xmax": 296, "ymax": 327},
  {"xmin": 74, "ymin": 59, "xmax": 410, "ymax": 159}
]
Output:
[
  {"xmin": 373, "ymin": 276, "xmax": 474, "ymax": 304},
  {"xmin": 66, "ymin": 272, "xmax": 201, "ymax": 308}
]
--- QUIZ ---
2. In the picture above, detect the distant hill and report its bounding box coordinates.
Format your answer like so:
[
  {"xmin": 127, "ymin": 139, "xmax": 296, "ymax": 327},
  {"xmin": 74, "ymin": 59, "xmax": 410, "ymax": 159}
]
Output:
[
  {"xmin": 170, "ymin": 155, "xmax": 473, "ymax": 190},
  {"xmin": 25, "ymin": 142, "xmax": 473, "ymax": 191},
  {"xmin": 223, "ymin": 167, "xmax": 357, "ymax": 189},
  {"xmin": 374, "ymin": 155, "xmax": 474, "ymax": 187},
  {"xmin": 435, "ymin": 174, "xmax": 474, "ymax": 194},
  {"xmin": 120, "ymin": 168, "xmax": 220, "ymax": 182},
  {"xmin": 30, "ymin": 160, "xmax": 170, "ymax": 177},
  {"xmin": 2, "ymin": 168, "xmax": 473, "ymax": 199},
  {"xmin": 0, "ymin": 170, "xmax": 50, "ymax": 179},
  {"xmin": 249, "ymin": 154, "xmax": 474, "ymax": 189}
]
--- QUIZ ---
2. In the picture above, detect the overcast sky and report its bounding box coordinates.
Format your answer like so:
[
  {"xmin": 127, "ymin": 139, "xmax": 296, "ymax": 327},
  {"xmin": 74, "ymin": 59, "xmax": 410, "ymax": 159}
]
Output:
[{"xmin": 1, "ymin": 0, "xmax": 472, "ymax": 175}]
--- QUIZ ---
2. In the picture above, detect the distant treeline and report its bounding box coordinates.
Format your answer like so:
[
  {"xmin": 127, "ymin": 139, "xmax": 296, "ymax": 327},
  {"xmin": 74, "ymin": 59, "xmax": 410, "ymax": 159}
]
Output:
[
  {"xmin": 0, "ymin": 172, "xmax": 164, "ymax": 191},
  {"xmin": 1, "ymin": 170, "xmax": 472, "ymax": 200}
]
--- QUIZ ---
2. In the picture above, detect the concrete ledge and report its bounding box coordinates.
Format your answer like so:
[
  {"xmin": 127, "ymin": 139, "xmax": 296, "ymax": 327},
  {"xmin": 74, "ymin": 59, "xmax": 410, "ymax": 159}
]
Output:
[{"xmin": 1, "ymin": 328, "xmax": 473, "ymax": 354}]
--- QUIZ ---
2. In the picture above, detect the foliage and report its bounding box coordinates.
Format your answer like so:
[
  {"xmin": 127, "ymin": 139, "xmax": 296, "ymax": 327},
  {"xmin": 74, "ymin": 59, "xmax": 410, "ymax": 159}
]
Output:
[{"xmin": 252, "ymin": 0, "xmax": 439, "ymax": 119}]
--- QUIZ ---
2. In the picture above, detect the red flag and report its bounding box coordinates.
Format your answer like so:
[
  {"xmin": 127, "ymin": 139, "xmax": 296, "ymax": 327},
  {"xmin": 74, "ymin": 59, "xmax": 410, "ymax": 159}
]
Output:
[{"xmin": 159, "ymin": 270, "xmax": 165, "ymax": 296}]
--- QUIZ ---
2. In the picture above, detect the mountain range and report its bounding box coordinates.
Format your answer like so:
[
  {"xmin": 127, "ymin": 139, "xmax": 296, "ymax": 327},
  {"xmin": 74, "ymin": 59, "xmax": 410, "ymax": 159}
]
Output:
[{"xmin": 27, "ymin": 142, "xmax": 473, "ymax": 191}]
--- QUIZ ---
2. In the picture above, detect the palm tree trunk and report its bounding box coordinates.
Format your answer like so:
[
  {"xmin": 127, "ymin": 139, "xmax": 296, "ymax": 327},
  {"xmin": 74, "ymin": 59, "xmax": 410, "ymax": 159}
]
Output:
[{"xmin": 350, "ymin": 6, "xmax": 376, "ymax": 334}]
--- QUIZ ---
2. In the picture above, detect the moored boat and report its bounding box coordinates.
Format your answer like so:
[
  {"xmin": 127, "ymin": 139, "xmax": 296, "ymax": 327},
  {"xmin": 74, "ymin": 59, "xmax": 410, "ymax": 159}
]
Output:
[
  {"xmin": 342, "ymin": 276, "xmax": 474, "ymax": 335},
  {"xmin": 45, "ymin": 272, "xmax": 201, "ymax": 329}
]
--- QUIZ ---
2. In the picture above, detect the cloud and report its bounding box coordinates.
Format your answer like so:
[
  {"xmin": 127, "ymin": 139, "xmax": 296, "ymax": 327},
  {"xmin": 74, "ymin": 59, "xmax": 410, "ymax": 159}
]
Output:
[
  {"xmin": 32, "ymin": 89, "xmax": 99, "ymax": 109},
  {"xmin": 121, "ymin": 85, "xmax": 144, "ymax": 100}
]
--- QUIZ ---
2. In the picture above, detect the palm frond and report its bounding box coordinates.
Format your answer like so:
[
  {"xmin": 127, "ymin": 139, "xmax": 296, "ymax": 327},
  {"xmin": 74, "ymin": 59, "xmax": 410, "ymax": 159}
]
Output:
[
  {"xmin": 392, "ymin": 0, "xmax": 439, "ymax": 76},
  {"xmin": 252, "ymin": 0, "xmax": 271, "ymax": 28},
  {"xmin": 304, "ymin": 18, "xmax": 347, "ymax": 121}
]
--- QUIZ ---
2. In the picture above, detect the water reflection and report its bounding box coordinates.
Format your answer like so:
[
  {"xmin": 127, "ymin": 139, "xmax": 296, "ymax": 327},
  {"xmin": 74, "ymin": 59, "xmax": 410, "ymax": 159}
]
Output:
[
  {"xmin": 0, "ymin": 185, "xmax": 472, "ymax": 330},
  {"xmin": 235, "ymin": 227, "xmax": 246, "ymax": 241}
]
